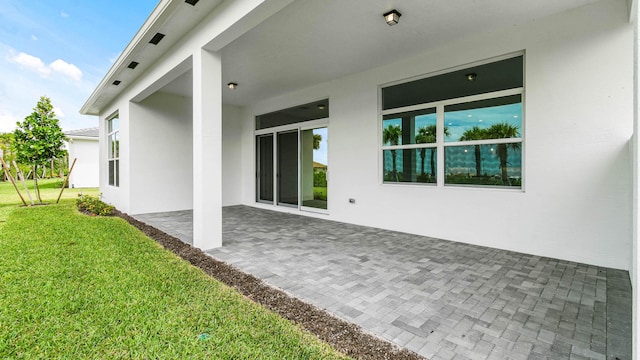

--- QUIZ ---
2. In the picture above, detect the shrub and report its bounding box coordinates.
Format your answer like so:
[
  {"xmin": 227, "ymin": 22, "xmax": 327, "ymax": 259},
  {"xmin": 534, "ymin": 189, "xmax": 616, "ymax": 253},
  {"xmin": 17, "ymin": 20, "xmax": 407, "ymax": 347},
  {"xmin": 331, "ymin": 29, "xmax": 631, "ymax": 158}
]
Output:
[
  {"xmin": 313, "ymin": 169, "xmax": 327, "ymax": 187},
  {"xmin": 76, "ymin": 194, "xmax": 114, "ymax": 216}
]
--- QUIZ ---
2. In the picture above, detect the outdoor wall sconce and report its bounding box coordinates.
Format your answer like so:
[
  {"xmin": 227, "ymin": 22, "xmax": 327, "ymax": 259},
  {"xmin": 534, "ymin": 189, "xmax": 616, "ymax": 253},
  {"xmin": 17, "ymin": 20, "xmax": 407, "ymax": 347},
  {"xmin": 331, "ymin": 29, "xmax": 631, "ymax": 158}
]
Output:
[
  {"xmin": 383, "ymin": 10, "xmax": 401, "ymax": 26},
  {"xmin": 227, "ymin": 82, "xmax": 238, "ymax": 89},
  {"xmin": 465, "ymin": 73, "xmax": 478, "ymax": 82}
]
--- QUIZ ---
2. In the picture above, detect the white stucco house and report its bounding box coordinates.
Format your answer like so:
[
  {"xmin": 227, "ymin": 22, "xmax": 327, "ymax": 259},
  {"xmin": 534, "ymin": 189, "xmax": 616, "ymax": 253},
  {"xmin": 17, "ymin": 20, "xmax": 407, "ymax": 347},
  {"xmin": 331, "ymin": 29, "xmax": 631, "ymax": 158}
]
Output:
[
  {"xmin": 64, "ymin": 127, "xmax": 99, "ymax": 188},
  {"xmin": 80, "ymin": 0, "xmax": 640, "ymax": 355}
]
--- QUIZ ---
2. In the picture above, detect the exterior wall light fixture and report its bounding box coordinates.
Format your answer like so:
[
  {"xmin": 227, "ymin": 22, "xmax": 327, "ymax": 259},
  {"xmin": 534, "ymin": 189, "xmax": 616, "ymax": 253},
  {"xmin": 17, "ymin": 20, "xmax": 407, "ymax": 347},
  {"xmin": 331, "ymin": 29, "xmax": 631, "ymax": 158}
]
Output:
[
  {"xmin": 227, "ymin": 82, "xmax": 238, "ymax": 89},
  {"xmin": 384, "ymin": 10, "xmax": 401, "ymax": 26},
  {"xmin": 466, "ymin": 73, "xmax": 478, "ymax": 82}
]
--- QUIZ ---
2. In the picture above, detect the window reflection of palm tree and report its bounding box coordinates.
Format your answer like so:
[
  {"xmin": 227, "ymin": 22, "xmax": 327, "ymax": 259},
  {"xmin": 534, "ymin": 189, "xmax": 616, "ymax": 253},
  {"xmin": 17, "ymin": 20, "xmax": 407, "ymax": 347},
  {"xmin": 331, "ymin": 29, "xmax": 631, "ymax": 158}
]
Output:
[
  {"xmin": 459, "ymin": 126, "xmax": 487, "ymax": 177},
  {"xmin": 383, "ymin": 125, "xmax": 402, "ymax": 181},
  {"xmin": 487, "ymin": 123, "xmax": 520, "ymax": 186},
  {"xmin": 416, "ymin": 125, "xmax": 449, "ymax": 177}
]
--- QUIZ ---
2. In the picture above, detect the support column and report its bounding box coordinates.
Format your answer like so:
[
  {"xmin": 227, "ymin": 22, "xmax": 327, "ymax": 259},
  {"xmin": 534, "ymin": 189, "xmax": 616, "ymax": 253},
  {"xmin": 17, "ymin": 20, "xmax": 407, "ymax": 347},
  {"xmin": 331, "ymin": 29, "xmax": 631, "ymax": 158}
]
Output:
[
  {"xmin": 193, "ymin": 48, "xmax": 222, "ymax": 250},
  {"xmin": 632, "ymin": 1, "xmax": 639, "ymax": 358}
]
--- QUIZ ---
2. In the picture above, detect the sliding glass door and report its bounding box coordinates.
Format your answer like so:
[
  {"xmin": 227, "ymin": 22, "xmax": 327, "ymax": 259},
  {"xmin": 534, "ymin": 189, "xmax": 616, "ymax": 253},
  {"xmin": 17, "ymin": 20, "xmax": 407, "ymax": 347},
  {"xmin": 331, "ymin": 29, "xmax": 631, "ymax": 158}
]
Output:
[
  {"xmin": 255, "ymin": 124, "xmax": 328, "ymax": 212},
  {"xmin": 256, "ymin": 134, "xmax": 274, "ymax": 203},
  {"xmin": 301, "ymin": 127, "xmax": 327, "ymax": 210},
  {"xmin": 277, "ymin": 130, "xmax": 299, "ymax": 207}
]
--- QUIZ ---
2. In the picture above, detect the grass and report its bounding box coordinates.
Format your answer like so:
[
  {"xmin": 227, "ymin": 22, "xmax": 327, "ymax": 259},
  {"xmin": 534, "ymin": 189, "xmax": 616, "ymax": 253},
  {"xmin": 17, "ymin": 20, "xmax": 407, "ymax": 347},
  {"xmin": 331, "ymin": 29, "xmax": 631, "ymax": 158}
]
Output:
[
  {"xmin": 0, "ymin": 178, "xmax": 98, "ymax": 229},
  {"xmin": 0, "ymin": 180, "xmax": 348, "ymax": 359}
]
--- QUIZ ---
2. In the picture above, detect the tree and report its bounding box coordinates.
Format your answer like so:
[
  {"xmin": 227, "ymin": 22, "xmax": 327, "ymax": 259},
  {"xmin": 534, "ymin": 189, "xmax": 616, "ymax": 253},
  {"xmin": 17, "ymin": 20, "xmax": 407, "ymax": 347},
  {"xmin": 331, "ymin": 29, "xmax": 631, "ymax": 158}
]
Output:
[
  {"xmin": 13, "ymin": 96, "xmax": 67, "ymax": 203},
  {"xmin": 459, "ymin": 126, "xmax": 488, "ymax": 177},
  {"xmin": 313, "ymin": 133, "xmax": 322, "ymax": 150},
  {"xmin": 382, "ymin": 125, "xmax": 402, "ymax": 181},
  {"xmin": 486, "ymin": 123, "xmax": 520, "ymax": 186},
  {"xmin": 0, "ymin": 133, "xmax": 16, "ymax": 181},
  {"xmin": 416, "ymin": 125, "xmax": 449, "ymax": 177}
]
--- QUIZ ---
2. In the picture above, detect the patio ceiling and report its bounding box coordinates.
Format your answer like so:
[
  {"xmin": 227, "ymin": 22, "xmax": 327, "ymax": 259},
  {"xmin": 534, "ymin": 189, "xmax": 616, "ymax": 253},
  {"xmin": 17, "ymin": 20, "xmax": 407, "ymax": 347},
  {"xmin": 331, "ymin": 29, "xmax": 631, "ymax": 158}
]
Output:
[
  {"xmin": 83, "ymin": 0, "xmax": 612, "ymax": 114},
  {"xmin": 215, "ymin": 0, "xmax": 604, "ymax": 107}
]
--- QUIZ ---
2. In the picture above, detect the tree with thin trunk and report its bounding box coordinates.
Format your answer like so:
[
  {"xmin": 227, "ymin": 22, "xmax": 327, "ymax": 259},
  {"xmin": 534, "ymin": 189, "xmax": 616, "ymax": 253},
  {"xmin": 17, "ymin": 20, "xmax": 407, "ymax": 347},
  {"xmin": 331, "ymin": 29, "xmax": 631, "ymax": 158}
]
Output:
[
  {"xmin": 486, "ymin": 123, "xmax": 520, "ymax": 186},
  {"xmin": 383, "ymin": 125, "xmax": 402, "ymax": 181},
  {"xmin": 13, "ymin": 96, "xmax": 67, "ymax": 203},
  {"xmin": 459, "ymin": 126, "xmax": 489, "ymax": 177},
  {"xmin": 0, "ymin": 133, "xmax": 16, "ymax": 181},
  {"xmin": 416, "ymin": 125, "xmax": 449, "ymax": 177}
]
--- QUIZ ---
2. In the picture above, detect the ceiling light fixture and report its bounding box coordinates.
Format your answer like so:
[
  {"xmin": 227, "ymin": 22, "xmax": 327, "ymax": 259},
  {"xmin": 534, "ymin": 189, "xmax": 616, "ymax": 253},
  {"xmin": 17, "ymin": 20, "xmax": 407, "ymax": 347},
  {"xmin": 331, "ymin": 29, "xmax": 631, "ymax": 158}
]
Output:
[
  {"xmin": 317, "ymin": 104, "xmax": 326, "ymax": 110},
  {"xmin": 465, "ymin": 73, "xmax": 478, "ymax": 82},
  {"xmin": 227, "ymin": 82, "xmax": 238, "ymax": 89},
  {"xmin": 383, "ymin": 10, "xmax": 401, "ymax": 26}
]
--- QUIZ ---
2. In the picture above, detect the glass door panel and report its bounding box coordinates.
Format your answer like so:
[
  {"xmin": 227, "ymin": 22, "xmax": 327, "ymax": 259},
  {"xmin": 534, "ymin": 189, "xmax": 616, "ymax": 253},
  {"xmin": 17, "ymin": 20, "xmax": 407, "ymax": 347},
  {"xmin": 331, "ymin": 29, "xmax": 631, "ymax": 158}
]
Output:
[
  {"xmin": 256, "ymin": 134, "xmax": 274, "ymax": 203},
  {"xmin": 277, "ymin": 130, "xmax": 299, "ymax": 207},
  {"xmin": 301, "ymin": 127, "xmax": 328, "ymax": 210}
]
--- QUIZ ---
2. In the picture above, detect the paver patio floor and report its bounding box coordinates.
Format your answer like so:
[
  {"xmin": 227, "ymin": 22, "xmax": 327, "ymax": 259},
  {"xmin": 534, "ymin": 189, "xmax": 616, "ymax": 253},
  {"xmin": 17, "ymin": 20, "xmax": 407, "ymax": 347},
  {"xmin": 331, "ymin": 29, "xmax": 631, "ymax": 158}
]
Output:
[{"xmin": 133, "ymin": 205, "xmax": 631, "ymax": 360}]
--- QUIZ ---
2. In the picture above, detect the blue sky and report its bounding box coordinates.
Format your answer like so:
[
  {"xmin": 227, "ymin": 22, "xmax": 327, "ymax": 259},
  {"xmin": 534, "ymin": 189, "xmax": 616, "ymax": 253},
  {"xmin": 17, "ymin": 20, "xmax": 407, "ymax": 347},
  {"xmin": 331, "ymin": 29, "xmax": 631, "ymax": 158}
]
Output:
[{"xmin": 0, "ymin": 1, "xmax": 158, "ymax": 133}]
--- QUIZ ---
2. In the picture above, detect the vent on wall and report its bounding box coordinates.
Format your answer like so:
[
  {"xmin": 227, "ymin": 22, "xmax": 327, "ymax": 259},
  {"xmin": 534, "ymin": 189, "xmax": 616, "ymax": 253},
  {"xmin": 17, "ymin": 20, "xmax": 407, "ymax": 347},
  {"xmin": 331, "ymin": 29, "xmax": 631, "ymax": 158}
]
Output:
[
  {"xmin": 149, "ymin": 33, "xmax": 165, "ymax": 45},
  {"xmin": 128, "ymin": 61, "xmax": 139, "ymax": 69},
  {"xmin": 112, "ymin": 80, "xmax": 121, "ymax": 86},
  {"xmin": 185, "ymin": 0, "xmax": 199, "ymax": 5}
]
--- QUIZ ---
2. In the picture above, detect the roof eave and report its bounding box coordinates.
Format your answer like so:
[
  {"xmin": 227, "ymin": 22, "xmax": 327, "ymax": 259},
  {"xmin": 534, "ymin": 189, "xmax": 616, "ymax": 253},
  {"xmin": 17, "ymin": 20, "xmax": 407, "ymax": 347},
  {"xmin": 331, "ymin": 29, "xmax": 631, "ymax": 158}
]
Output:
[{"xmin": 80, "ymin": 0, "xmax": 176, "ymax": 116}]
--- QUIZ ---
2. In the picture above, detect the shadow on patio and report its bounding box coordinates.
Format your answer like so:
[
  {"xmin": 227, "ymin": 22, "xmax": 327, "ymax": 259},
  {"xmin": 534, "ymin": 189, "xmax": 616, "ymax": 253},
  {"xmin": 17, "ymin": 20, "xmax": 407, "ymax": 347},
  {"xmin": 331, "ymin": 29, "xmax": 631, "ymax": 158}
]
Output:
[{"xmin": 133, "ymin": 205, "xmax": 631, "ymax": 360}]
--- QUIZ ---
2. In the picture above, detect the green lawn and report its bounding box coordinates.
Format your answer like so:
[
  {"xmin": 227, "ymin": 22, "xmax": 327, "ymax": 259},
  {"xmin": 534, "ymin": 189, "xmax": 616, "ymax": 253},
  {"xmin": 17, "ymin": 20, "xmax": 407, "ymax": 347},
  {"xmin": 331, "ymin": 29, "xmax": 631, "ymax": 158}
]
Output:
[
  {"xmin": 0, "ymin": 180, "xmax": 347, "ymax": 359},
  {"xmin": 0, "ymin": 178, "xmax": 98, "ymax": 229}
]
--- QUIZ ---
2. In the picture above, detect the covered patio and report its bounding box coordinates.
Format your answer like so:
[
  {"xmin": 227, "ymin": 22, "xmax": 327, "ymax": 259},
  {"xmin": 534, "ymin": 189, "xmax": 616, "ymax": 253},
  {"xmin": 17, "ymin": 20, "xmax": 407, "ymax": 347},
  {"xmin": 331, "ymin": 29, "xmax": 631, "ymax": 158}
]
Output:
[{"xmin": 133, "ymin": 206, "xmax": 631, "ymax": 360}]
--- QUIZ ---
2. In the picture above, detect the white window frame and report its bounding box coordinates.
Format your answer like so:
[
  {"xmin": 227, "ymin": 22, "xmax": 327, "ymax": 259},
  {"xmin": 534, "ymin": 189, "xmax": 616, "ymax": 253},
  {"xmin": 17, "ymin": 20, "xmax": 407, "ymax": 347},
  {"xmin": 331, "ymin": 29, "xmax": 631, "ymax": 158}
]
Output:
[
  {"xmin": 107, "ymin": 113, "xmax": 119, "ymax": 187},
  {"xmin": 254, "ymin": 118, "xmax": 329, "ymax": 214},
  {"xmin": 381, "ymin": 76, "xmax": 525, "ymax": 190}
]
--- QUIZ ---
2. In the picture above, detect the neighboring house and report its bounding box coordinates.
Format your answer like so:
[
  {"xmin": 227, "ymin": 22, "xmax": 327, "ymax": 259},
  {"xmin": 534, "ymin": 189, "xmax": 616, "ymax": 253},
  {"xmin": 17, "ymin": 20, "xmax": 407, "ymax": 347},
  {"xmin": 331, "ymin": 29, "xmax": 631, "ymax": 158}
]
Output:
[
  {"xmin": 313, "ymin": 161, "xmax": 327, "ymax": 172},
  {"xmin": 64, "ymin": 127, "xmax": 99, "ymax": 188},
  {"xmin": 80, "ymin": 0, "xmax": 640, "ymax": 352}
]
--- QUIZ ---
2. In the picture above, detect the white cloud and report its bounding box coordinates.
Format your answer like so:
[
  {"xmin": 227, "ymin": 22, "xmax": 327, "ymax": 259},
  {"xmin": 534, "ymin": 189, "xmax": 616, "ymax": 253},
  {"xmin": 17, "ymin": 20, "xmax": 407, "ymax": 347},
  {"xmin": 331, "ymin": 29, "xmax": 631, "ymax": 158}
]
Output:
[
  {"xmin": 53, "ymin": 107, "xmax": 65, "ymax": 118},
  {"xmin": 9, "ymin": 51, "xmax": 50, "ymax": 77},
  {"xmin": 0, "ymin": 43, "xmax": 96, "ymax": 134},
  {"xmin": 50, "ymin": 59, "xmax": 82, "ymax": 81},
  {"xmin": 61, "ymin": 10, "xmax": 69, "ymax": 18},
  {"xmin": 8, "ymin": 50, "xmax": 83, "ymax": 82},
  {"xmin": 0, "ymin": 111, "xmax": 20, "ymax": 133}
]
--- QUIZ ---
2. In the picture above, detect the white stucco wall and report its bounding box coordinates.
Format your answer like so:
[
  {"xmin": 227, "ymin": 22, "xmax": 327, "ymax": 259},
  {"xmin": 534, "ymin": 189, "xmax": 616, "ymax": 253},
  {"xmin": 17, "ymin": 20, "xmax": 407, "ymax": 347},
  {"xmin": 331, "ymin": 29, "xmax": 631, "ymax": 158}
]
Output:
[
  {"xmin": 96, "ymin": 0, "xmax": 281, "ymax": 215},
  {"xmin": 129, "ymin": 91, "xmax": 193, "ymax": 214},
  {"xmin": 222, "ymin": 104, "xmax": 243, "ymax": 206},
  {"xmin": 67, "ymin": 138, "xmax": 99, "ymax": 188},
  {"xmin": 239, "ymin": 0, "xmax": 634, "ymax": 269}
]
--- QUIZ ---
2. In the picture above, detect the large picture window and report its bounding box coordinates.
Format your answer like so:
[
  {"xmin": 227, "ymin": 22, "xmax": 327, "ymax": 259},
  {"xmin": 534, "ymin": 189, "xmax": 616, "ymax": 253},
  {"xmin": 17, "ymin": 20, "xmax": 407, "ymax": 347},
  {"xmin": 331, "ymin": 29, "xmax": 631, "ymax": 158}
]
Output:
[
  {"xmin": 107, "ymin": 114, "xmax": 119, "ymax": 187},
  {"xmin": 381, "ymin": 55, "xmax": 524, "ymax": 188}
]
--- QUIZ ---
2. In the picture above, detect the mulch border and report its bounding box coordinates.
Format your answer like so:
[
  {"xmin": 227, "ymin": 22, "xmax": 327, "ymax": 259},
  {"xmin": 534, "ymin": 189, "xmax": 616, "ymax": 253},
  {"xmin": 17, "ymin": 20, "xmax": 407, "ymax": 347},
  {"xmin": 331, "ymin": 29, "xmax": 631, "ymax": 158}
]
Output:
[{"xmin": 114, "ymin": 210, "xmax": 423, "ymax": 360}]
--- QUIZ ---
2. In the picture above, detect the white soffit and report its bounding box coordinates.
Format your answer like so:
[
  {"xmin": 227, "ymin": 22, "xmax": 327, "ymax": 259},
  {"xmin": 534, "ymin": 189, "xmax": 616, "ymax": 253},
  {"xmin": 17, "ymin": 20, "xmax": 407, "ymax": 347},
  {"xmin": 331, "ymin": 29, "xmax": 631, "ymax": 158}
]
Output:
[
  {"xmin": 83, "ymin": 0, "xmax": 610, "ymax": 114},
  {"xmin": 80, "ymin": 0, "xmax": 224, "ymax": 115},
  {"xmin": 219, "ymin": 0, "xmax": 605, "ymax": 107}
]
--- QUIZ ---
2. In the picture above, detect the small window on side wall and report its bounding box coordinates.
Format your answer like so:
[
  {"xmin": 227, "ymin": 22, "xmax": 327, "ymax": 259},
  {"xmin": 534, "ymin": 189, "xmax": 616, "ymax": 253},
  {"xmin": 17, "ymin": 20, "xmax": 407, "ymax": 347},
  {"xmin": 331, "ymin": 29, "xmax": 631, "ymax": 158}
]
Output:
[{"xmin": 107, "ymin": 113, "xmax": 119, "ymax": 187}]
